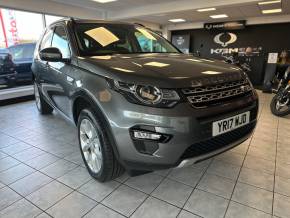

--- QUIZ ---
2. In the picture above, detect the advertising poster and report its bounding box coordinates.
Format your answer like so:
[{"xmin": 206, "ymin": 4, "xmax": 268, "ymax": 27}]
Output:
[
  {"xmin": 171, "ymin": 34, "xmax": 190, "ymax": 54},
  {"xmin": 0, "ymin": 9, "xmax": 20, "ymax": 47}
]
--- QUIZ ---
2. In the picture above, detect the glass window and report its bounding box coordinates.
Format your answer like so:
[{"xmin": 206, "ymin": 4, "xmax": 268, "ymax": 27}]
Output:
[
  {"xmin": 0, "ymin": 9, "xmax": 43, "ymax": 47},
  {"xmin": 51, "ymin": 26, "xmax": 70, "ymax": 58},
  {"xmin": 0, "ymin": 8, "xmax": 44, "ymax": 92},
  {"xmin": 75, "ymin": 23, "xmax": 179, "ymax": 56},
  {"xmin": 40, "ymin": 29, "xmax": 53, "ymax": 50},
  {"xmin": 135, "ymin": 30, "xmax": 166, "ymax": 53}
]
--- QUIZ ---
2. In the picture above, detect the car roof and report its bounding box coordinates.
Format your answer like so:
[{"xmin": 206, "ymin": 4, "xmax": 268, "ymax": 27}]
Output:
[{"xmin": 50, "ymin": 17, "xmax": 135, "ymax": 27}]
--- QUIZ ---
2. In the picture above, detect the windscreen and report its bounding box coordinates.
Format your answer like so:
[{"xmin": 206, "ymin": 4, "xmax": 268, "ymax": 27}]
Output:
[{"xmin": 74, "ymin": 23, "xmax": 179, "ymax": 56}]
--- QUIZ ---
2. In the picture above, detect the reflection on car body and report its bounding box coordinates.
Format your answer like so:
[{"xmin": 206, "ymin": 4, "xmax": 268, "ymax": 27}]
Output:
[{"xmin": 0, "ymin": 48, "xmax": 17, "ymax": 89}]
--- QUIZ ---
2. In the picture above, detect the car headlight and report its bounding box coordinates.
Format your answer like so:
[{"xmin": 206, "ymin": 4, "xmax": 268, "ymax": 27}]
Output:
[
  {"xmin": 241, "ymin": 71, "xmax": 254, "ymax": 89},
  {"xmin": 110, "ymin": 80, "xmax": 180, "ymax": 108}
]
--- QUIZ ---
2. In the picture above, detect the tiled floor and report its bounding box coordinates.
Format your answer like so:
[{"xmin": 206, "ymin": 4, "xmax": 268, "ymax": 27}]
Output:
[{"xmin": 0, "ymin": 91, "xmax": 290, "ymax": 218}]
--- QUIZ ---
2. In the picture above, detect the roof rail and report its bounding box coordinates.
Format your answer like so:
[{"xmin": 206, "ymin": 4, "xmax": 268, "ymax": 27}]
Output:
[{"xmin": 134, "ymin": 23, "xmax": 146, "ymax": 27}]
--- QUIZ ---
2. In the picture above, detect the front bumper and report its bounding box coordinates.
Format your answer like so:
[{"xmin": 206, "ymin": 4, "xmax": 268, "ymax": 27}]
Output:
[{"xmin": 104, "ymin": 90, "xmax": 258, "ymax": 171}]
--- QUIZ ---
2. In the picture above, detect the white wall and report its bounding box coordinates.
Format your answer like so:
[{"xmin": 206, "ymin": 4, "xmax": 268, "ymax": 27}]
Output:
[
  {"xmin": 0, "ymin": 0, "xmax": 104, "ymax": 19},
  {"xmin": 123, "ymin": 19, "xmax": 162, "ymax": 31}
]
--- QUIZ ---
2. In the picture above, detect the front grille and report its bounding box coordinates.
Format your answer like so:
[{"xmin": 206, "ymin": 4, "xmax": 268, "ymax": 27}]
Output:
[
  {"xmin": 181, "ymin": 122, "xmax": 255, "ymax": 160},
  {"xmin": 182, "ymin": 79, "xmax": 252, "ymax": 108}
]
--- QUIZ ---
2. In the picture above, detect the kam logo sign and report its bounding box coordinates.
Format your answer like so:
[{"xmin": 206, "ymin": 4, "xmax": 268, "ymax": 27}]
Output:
[
  {"xmin": 210, "ymin": 32, "xmax": 262, "ymax": 55},
  {"xmin": 213, "ymin": 32, "xmax": 237, "ymax": 47}
]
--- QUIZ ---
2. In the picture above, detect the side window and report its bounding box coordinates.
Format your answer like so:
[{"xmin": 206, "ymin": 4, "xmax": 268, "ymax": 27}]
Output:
[
  {"xmin": 135, "ymin": 31, "xmax": 167, "ymax": 53},
  {"xmin": 40, "ymin": 29, "xmax": 53, "ymax": 51},
  {"xmin": 51, "ymin": 26, "xmax": 70, "ymax": 59}
]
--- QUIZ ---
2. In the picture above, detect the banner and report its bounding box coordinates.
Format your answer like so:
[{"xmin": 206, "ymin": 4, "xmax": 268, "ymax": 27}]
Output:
[{"xmin": 0, "ymin": 9, "xmax": 19, "ymax": 47}]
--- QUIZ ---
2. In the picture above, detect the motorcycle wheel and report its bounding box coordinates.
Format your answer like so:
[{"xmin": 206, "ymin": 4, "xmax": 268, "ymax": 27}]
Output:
[{"xmin": 270, "ymin": 95, "xmax": 290, "ymax": 117}]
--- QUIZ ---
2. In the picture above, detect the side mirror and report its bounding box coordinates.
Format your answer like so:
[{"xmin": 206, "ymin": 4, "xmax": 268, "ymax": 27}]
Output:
[{"xmin": 39, "ymin": 47, "xmax": 69, "ymax": 63}]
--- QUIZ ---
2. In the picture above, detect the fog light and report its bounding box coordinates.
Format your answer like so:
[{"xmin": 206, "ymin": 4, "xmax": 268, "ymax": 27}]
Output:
[{"xmin": 133, "ymin": 130, "xmax": 162, "ymax": 140}]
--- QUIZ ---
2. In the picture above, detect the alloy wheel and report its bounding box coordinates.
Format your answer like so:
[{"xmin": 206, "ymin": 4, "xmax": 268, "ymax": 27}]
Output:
[
  {"xmin": 276, "ymin": 96, "xmax": 289, "ymax": 112},
  {"xmin": 80, "ymin": 118, "xmax": 103, "ymax": 173}
]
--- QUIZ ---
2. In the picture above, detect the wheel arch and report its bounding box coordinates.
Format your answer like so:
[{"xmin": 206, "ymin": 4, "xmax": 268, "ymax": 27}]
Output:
[{"xmin": 72, "ymin": 90, "xmax": 121, "ymax": 160}]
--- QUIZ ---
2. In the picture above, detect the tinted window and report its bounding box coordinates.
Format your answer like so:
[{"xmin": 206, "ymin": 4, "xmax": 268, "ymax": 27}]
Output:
[
  {"xmin": 75, "ymin": 23, "xmax": 179, "ymax": 56},
  {"xmin": 40, "ymin": 29, "xmax": 53, "ymax": 50},
  {"xmin": 135, "ymin": 31, "xmax": 167, "ymax": 53},
  {"xmin": 51, "ymin": 26, "xmax": 70, "ymax": 59},
  {"xmin": 9, "ymin": 44, "xmax": 36, "ymax": 60}
]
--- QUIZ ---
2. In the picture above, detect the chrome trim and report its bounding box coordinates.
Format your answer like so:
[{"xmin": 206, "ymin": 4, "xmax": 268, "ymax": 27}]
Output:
[
  {"xmin": 182, "ymin": 79, "xmax": 248, "ymax": 95},
  {"xmin": 187, "ymin": 85, "xmax": 251, "ymax": 105},
  {"xmin": 182, "ymin": 79, "xmax": 252, "ymax": 108},
  {"xmin": 0, "ymin": 73, "xmax": 17, "ymax": 78}
]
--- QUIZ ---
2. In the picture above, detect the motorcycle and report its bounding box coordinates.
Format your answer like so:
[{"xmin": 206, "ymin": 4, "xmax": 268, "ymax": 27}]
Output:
[
  {"xmin": 271, "ymin": 66, "xmax": 290, "ymax": 116},
  {"xmin": 222, "ymin": 53, "xmax": 252, "ymax": 74}
]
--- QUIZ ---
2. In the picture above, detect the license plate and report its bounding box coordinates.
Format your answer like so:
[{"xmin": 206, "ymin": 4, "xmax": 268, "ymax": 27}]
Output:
[{"xmin": 212, "ymin": 111, "xmax": 250, "ymax": 137}]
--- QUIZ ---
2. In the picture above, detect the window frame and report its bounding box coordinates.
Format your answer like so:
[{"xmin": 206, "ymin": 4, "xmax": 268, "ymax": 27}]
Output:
[
  {"xmin": 51, "ymin": 24, "xmax": 72, "ymax": 59},
  {"xmin": 39, "ymin": 27, "xmax": 54, "ymax": 52}
]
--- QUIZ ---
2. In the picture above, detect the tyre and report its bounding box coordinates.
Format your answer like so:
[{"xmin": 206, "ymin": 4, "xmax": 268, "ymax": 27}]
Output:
[
  {"xmin": 77, "ymin": 108, "xmax": 124, "ymax": 182},
  {"xmin": 34, "ymin": 82, "xmax": 53, "ymax": 114},
  {"xmin": 270, "ymin": 95, "xmax": 290, "ymax": 117}
]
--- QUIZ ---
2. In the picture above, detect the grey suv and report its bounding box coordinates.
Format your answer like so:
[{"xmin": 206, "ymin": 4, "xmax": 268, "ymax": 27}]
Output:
[{"xmin": 32, "ymin": 18, "xmax": 258, "ymax": 182}]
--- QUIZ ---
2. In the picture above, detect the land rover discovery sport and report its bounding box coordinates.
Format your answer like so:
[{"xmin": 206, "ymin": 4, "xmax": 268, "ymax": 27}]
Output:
[{"xmin": 32, "ymin": 18, "xmax": 258, "ymax": 182}]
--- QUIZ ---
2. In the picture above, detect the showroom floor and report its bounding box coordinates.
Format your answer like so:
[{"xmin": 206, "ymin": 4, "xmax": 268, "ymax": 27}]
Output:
[{"xmin": 0, "ymin": 91, "xmax": 290, "ymax": 218}]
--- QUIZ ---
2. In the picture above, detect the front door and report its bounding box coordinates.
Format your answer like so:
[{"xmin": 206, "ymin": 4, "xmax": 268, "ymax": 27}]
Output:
[{"xmin": 46, "ymin": 25, "xmax": 74, "ymax": 118}]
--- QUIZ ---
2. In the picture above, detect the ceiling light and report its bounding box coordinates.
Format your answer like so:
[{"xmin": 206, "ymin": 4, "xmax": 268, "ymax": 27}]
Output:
[
  {"xmin": 112, "ymin": 67, "xmax": 134, "ymax": 72},
  {"xmin": 144, "ymin": 62, "xmax": 170, "ymax": 67},
  {"xmin": 92, "ymin": 56, "xmax": 111, "ymax": 60},
  {"xmin": 186, "ymin": 59, "xmax": 202, "ymax": 62},
  {"xmin": 168, "ymin": 19, "xmax": 186, "ymax": 23},
  {"xmin": 197, "ymin": 8, "xmax": 216, "ymax": 12},
  {"xmin": 92, "ymin": 0, "xmax": 117, "ymax": 3},
  {"xmin": 210, "ymin": 14, "xmax": 228, "ymax": 19},
  {"xmin": 258, "ymin": 0, "xmax": 281, "ymax": 5},
  {"xmin": 202, "ymin": 71, "xmax": 222, "ymax": 75},
  {"xmin": 262, "ymin": 8, "xmax": 282, "ymax": 14},
  {"xmin": 200, "ymin": 58, "xmax": 215, "ymax": 63}
]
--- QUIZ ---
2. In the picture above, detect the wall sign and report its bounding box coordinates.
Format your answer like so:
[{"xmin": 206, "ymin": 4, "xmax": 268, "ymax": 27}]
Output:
[
  {"xmin": 204, "ymin": 20, "xmax": 246, "ymax": 31},
  {"xmin": 171, "ymin": 34, "xmax": 190, "ymax": 54},
  {"xmin": 171, "ymin": 22, "xmax": 290, "ymax": 59},
  {"xmin": 267, "ymin": 53, "xmax": 278, "ymax": 64},
  {"xmin": 213, "ymin": 32, "xmax": 237, "ymax": 47}
]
